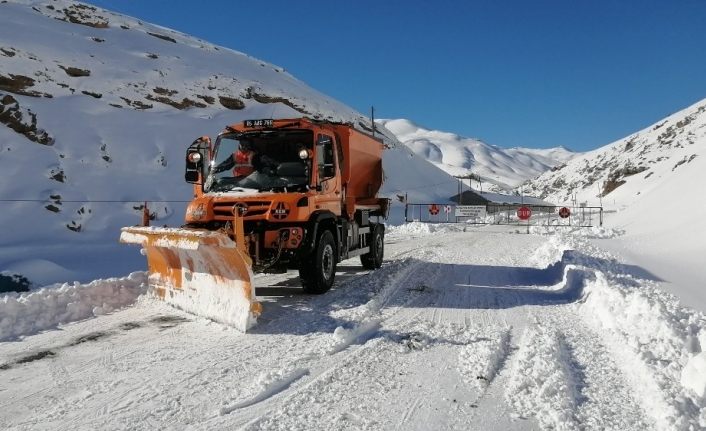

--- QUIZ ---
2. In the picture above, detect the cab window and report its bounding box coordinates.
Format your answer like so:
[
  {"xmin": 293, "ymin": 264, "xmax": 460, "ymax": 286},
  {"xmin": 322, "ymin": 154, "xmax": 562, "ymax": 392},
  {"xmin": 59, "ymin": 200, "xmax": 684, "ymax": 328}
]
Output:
[{"xmin": 317, "ymin": 134, "xmax": 335, "ymax": 181}]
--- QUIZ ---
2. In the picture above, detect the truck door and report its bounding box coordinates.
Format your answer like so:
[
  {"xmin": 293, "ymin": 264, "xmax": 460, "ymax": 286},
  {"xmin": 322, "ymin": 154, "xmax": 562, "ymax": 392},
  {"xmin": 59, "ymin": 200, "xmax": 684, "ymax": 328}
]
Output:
[{"xmin": 315, "ymin": 133, "xmax": 341, "ymax": 214}]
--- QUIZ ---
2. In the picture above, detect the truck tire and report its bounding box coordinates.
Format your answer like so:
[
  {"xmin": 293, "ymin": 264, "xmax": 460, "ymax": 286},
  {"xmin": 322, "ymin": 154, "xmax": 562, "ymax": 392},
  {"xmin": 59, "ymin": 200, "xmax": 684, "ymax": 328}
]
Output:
[
  {"xmin": 361, "ymin": 224, "xmax": 384, "ymax": 269},
  {"xmin": 299, "ymin": 230, "xmax": 337, "ymax": 294}
]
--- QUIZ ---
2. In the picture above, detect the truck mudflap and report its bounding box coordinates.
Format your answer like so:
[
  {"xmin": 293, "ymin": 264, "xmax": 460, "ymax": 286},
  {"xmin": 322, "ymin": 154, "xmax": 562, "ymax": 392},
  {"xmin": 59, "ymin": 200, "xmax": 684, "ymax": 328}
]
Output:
[{"xmin": 120, "ymin": 226, "xmax": 262, "ymax": 332}]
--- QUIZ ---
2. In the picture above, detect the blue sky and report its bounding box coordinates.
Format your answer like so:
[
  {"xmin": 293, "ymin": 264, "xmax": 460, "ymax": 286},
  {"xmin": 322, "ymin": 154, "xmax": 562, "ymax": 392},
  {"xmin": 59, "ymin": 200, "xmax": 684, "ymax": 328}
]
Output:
[{"xmin": 90, "ymin": 0, "xmax": 706, "ymax": 151}]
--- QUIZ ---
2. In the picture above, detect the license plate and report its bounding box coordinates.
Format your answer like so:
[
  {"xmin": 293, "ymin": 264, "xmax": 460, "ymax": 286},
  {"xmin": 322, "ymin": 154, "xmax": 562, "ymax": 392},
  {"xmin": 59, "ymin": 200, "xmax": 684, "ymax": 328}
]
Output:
[{"xmin": 244, "ymin": 119, "xmax": 274, "ymax": 128}]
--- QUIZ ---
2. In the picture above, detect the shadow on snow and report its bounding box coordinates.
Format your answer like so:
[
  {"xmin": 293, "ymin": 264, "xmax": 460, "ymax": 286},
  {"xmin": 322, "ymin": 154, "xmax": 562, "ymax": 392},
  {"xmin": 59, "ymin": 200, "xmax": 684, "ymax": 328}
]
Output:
[{"xmin": 250, "ymin": 249, "xmax": 662, "ymax": 336}]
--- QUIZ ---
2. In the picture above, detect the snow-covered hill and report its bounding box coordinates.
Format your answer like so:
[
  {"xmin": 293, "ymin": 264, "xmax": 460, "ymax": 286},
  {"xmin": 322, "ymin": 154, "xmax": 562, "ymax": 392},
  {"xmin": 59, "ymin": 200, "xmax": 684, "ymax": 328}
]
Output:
[
  {"xmin": 380, "ymin": 118, "xmax": 577, "ymax": 192},
  {"xmin": 0, "ymin": 0, "xmax": 458, "ymax": 285},
  {"xmin": 522, "ymin": 99, "xmax": 705, "ymax": 207},
  {"xmin": 522, "ymin": 97, "xmax": 706, "ymax": 310}
]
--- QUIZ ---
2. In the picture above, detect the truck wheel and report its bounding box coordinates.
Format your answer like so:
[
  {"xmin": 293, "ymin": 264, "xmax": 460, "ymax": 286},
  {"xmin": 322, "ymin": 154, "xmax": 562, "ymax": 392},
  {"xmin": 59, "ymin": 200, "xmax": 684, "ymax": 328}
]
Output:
[
  {"xmin": 361, "ymin": 224, "xmax": 384, "ymax": 269},
  {"xmin": 300, "ymin": 230, "xmax": 337, "ymax": 294}
]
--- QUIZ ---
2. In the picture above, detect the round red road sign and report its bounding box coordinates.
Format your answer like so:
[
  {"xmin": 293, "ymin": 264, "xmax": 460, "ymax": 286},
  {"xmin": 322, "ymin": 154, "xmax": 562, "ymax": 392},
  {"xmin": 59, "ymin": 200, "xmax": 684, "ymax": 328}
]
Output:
[
  {"xmin": 559, "ymin": 207, "xmax": 571, "ymax": 218},
  {"xmin": 517, "ymin": 206, "xmax": 532, "ymax": 220},
  {"xmin": 429, "ymin": 204, "xmax": 440, "ymax": 215}
]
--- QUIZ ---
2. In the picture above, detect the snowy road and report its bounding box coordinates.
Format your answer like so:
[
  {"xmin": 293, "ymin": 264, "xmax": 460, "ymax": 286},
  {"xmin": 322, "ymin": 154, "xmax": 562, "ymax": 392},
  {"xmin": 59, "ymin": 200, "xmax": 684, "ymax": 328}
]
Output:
[{"xmin": 1, "ymin": 224, "xmax": 705, "ymax": 430}]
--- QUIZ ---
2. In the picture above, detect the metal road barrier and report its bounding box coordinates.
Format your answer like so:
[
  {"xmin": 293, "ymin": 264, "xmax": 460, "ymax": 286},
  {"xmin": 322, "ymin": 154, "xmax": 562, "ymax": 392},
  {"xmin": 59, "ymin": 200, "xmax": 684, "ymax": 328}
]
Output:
[{"xmin": 404, "ymin": 203, "xmax": 603, "ymax": 227}]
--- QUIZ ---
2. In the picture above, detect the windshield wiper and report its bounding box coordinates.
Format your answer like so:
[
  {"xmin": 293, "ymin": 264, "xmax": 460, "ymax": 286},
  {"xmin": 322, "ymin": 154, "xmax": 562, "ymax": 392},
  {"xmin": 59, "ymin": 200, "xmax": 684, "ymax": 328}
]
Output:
[{"xmin": 209, "ymin": 177, "xmax": 241, "ymax": 193}]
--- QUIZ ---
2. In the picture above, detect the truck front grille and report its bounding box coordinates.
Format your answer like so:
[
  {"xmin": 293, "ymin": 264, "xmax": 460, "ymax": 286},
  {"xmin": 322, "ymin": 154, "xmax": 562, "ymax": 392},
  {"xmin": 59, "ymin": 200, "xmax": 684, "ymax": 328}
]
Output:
[
  {"xmin": 213, "ymin": 201, "xmax": 271, "ymax": 220},
  {"xmin": 213, "ymin": 200, "xmax": 272, "ymax": 220}
]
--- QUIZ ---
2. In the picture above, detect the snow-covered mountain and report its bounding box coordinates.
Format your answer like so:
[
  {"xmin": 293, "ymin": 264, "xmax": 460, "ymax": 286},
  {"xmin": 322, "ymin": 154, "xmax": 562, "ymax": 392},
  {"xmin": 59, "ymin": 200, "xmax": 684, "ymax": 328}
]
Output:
[
  {"xmin": 0, "ymin": 0, "xmax": 458, "ymax": 285},
  {"xmin": 522, "ymin": 99, "xmax": 705, "ymax": 208},
  {"xmin": 380, "ymin": 118, "xmax": 577, "ymax": 191},
  {"xmin": 522, "ymin": 97, "xmax": 706, "ymax": 308}
]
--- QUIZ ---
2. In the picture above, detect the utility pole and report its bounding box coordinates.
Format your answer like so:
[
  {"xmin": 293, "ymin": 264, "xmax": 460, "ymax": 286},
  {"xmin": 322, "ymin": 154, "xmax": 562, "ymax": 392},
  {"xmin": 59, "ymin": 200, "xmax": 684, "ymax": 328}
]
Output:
[
  {"xmin": 598, "ymin": 182, "xmax": 604, "ymax": 208},
  {"xmin": 404, "ymin": 192, "xmax": 408, "ymax": 221},
  {"xmin": 370, "ymin": 106, "xmax": 375, "ymax": 137},
  {"xmin": 521, "ymin": 184, "xmax": 524, "ymax": 205}
]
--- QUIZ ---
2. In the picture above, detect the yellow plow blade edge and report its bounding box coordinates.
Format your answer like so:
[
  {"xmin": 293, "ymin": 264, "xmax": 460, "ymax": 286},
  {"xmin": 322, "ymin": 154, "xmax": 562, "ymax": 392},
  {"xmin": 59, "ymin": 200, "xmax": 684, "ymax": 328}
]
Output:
[{"xmin": 120, "ymin": 226, "xmax": 262, "ymax": 332}]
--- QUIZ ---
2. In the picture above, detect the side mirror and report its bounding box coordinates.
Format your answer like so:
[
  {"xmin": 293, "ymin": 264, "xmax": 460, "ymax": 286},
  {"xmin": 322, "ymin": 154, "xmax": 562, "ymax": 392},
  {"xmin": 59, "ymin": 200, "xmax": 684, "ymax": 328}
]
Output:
[{"xmin": 185, "ymin": 136, "xmax": 211, "ymax": 184}]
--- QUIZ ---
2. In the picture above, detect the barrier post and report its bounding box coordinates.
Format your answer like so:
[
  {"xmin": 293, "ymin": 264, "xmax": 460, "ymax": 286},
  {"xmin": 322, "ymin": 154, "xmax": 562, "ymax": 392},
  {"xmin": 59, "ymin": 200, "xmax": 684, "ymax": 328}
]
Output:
[
  {"xmin": 600, "ymin": 207, "xmax": 603, "ymax": 227},
  {"xmin": 142, "ymin": 201, "xmax": 150, "ymax": 227}
]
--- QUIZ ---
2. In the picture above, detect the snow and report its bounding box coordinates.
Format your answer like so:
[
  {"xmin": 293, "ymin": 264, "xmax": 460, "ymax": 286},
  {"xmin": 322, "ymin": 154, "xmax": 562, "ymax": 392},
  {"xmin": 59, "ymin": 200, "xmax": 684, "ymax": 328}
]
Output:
[
  {"xmin": 522, "ymin": 97, "xmax": 706, "ymax": 313},
  {"xmin": 682, "ymin": 352, "xmax": 706, "ymax": 398},
  {"xmin": 219, "ymin": 367, "xmax": 310, "ymax": 415},
  {"xmin": 330, "ymin": 319, "xmax": 382, "ymax": 355},
  {"xmin": 0, "ymin": 0, "xmax": 704, "ymax": 429},
  {"xmin": 380, "ymin": 118, "xmax": 578, "ymax": 192},
  {"xmin": 506, "ymin": 323, "xmax": 580, "ymax": 431},
  {"xmin": 1, "ymin": 223, "xmax": 705, "ymax": 429},
  {"xmin": 386, "ymin": 220, "xmax": 461, "ymax": 238},
  {"xmin": 457, "ymin": 327, "xmax": 511, "ymax": 389},
  {"xmin": 539, "ymin": 230, "xmax": 706, "ymax": 429},
  {"xmin": 0, "ymin": 272, "xmax": 146, "ymax": 341}
]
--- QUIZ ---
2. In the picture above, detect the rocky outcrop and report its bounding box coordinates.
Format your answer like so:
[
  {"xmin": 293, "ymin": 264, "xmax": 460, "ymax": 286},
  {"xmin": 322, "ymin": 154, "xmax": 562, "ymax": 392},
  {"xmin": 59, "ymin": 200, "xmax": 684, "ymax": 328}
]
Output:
[{"xmin": 0, "ymin": 93, "xmax": 54, "ymax": 145}]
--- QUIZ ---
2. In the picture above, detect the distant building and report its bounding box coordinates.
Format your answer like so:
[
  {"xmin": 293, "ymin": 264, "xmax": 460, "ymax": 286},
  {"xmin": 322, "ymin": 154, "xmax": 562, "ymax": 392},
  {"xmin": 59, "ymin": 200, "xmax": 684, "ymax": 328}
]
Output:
[
  {"xmin": 450, "ymin": 189, "xmax": 490, "ymax": 205},
  {"xmin": 450, "ymin": 189, "xmax": 551, "ymax": 206}
]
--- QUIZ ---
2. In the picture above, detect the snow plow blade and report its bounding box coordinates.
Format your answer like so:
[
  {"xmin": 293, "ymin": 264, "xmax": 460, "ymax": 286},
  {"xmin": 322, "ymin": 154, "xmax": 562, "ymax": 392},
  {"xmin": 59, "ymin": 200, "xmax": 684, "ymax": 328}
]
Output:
[{"xmin": 120, "ymin": 226, "xmax": 261, "ymax": 332}]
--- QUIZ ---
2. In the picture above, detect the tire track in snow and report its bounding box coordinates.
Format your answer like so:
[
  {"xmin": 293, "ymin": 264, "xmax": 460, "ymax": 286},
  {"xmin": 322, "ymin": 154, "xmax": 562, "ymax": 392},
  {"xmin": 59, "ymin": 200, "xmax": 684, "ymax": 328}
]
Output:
[
  {"xmin": 219, "ymin": 368, "xmax": 310, "ymax": 415},
  {"xmin": 558, "ymin": 311, "xmax": 653, "ymax": 431},
  {"xmin": 505, "ymin": 323, "xmax": 582, "ymax": 431},
  {"xmin": 395, "ymin": 396, "xmax": 423, "ymax": 431},
  {"xmin": 440, "ymin": 242, "xmax": 634, "ymax": 429},
  {"xmin": 457, "ymin": 328, "xmax": 512, "ymax": 390},
  {"xmin": 228, "ymin": 233, "xmax": 565, "ymax": 429},
  {"xmin": 113, "ymin": 262, "xmax": 432, "ymax": 426},
  {"xmin": 545, "ymin": 232, "xmax": 705, "ymax": 429},
  {"xmin": 231, "ymin": 235, "xmax": 600, "ymax": 425}
]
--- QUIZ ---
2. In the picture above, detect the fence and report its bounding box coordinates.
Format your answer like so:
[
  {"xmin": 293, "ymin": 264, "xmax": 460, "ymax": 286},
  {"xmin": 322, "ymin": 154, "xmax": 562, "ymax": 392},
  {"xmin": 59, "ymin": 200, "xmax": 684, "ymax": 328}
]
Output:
[{"xmin": 405, "ymin": 203, "xmax": 603, "ymax": 227}]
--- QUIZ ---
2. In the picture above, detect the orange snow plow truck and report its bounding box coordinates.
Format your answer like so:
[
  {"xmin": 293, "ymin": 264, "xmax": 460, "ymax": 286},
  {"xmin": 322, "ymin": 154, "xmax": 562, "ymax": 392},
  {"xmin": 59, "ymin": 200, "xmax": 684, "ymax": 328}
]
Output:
[{"xmin": 120, "ymin": 118, "xmax": 389, "ymax": 331}]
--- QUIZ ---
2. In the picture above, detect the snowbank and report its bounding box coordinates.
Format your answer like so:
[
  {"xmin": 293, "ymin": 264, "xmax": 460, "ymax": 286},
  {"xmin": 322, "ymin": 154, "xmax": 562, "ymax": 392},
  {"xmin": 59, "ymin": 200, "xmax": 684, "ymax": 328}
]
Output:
[
  {"xmin": 534, "ymin": 229, "xmax": 706, "ymax": 428},
  {"xmin": 386, "ymin": 221, "xmax": 465, "ymax": 238},
  {"xmin": 529, "ymin": 225, "xmax": 625, "ymax": 239},
  {"xmin": 506, "ymin": 227, "xmax": 706, "ymax": 428},
  {"xmin": 386, "ymin": 221, "xmax": 434, "ymax": 237},
  {"xmin": 0, "ymin": 272, "xmax": 147, "ymax": 341},
  {"xmin": 682, "ymin": 352, "xmax": 706, "ymax": 398},
  {"xmin": 579, "ymin": 270, "xmax": 706, "ymax": 429}
]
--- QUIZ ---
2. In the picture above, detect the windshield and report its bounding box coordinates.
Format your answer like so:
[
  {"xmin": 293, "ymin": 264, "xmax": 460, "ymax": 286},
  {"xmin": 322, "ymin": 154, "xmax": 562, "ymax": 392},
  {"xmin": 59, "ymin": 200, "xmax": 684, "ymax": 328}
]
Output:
[{"xmin": 205, "ymin": 130, "xmax": 313, "ymax": 193}]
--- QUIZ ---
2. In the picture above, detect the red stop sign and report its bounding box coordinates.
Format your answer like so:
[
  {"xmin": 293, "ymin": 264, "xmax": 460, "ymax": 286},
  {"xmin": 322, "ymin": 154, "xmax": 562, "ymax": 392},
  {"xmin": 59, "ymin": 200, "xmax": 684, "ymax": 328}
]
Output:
[
  {"xmin": 559, "ymin": 207, "xmax": 571, "ymax": 218},
  {"xmin": 517, "ymin": 206, "xmax": 532, "ymax": 220}
]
